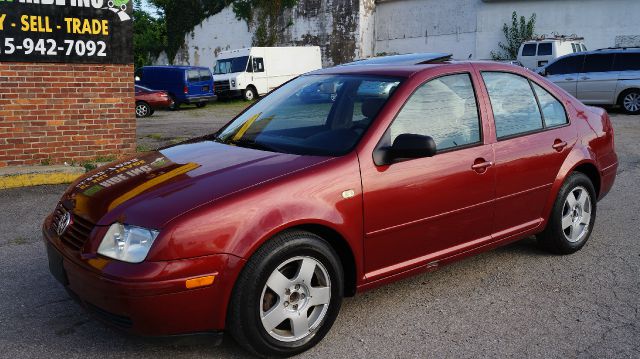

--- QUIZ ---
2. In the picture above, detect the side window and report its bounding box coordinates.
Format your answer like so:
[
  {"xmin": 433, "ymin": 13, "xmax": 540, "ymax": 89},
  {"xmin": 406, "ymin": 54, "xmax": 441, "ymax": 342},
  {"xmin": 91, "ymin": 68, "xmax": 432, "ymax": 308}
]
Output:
[
  {"xmin": 388, "ymin": 73, "xmax": 481, "ymax": 152},
  {"xmin": 532, "ymin": 83, "xmax": 568, "ymax": 127},
  {"xmin": 187, "ymin": 70, "xmax": 200, "ymax": 82},
  {"xmin": 582, "ymin": 54, "xmax": 614, "ymax": 73},
  {"xmin": 246, "ymin": 57, "xmax": 254, "ymax": 73},
  {"xmin": 253, "ymin": 57, "xmax": 265, "ymax": 73},
  {"xmin": 571, "ymin": 44, "xmax": 577, "ymax": 53},
  {"xmin": 546, "ymin": 55, "xmax": 584, "ymax": 75},
  {"xmin": 581, "ymin": 44, "xmax": 587, "ymax": 51},
  {"xmin": 482, "ymin": 72, "xmax": 543, "ymax": 139},
  {"xmin": 538, "ymin": 43, "xmax": 552, "ymax": 56},
  {"xmin": 614, "ymin": 53, "xmax": 640, "ymax": 71},
  {"xmin": 522, "ymin": 44, "xmax": 536, "ymax": 56}
]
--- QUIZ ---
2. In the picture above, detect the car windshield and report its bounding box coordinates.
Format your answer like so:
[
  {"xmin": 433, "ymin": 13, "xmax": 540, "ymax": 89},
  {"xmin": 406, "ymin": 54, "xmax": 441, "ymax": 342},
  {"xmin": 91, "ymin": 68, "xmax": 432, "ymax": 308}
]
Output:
[
  {"xmin": 214, "ymin": 56, "xmax": 249, "ymax": 74},
  {"xmin": 215, "ymin": 74, "xmax": 402, "ymax": 156}
]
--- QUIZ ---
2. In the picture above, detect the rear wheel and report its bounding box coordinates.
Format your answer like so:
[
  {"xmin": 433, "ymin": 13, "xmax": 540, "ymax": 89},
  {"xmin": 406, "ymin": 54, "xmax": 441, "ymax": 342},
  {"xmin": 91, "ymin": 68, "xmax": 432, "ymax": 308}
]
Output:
[
  {"xmin": 243, "ymin": 86, "xmax": 258, "ymax": 101},
  {"xmin": 168, "ymin": 95, "xmax": 180, "ymax": 111},
  {"xmin": 538, "ymin": 172, "xmax": 596, "ymax": 254},
  {"xmin": 196, "ymin": 102, "xmax": 207, "ymax": 108},
  {"xmin": 619, "ymin": 89, "xmax": 640, "ymax": 115},
  {"xmin": 228, "ymin": 230, "xmax": 343, "ymax": 357},
  {"xmin": 135, "ymin": 101, "xmax": 152, "ymax": 118}
]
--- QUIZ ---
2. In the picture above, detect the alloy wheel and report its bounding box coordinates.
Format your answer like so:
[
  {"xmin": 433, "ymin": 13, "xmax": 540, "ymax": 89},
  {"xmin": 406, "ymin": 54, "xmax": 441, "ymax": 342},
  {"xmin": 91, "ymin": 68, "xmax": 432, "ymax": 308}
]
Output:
[
  {"xmin": 623, "ymin": 92, "xmax": 640, "ymax": 113},
  {"xmin": 136, "ymin": 104, "xmax": 149, "ymax": 117},
  {"xmin": 260, "ymin": 256, "xmax": 331, "ymax": 343},
  {"xmin": 561, "ymin": 186, "xmax": 592, "ymax": 243}
]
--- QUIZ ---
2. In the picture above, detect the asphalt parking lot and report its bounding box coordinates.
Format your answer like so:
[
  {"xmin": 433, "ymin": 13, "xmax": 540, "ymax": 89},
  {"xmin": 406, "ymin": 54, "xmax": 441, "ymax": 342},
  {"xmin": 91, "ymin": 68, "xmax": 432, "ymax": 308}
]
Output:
[{"xmin": 0, "ymin": 108, "xmax": 638, "ymax": 358}]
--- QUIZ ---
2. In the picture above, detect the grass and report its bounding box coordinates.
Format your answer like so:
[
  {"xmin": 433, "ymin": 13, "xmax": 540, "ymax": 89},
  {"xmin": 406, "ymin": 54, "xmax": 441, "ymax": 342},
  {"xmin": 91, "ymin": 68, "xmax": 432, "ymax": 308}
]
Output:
[
  {"xmin": 146, "ymin": 133, "xmax": 164, "ymax": 140},
  {"xmin": 136, "ymin": 144, "xmax": 155, "ymax": 153}
]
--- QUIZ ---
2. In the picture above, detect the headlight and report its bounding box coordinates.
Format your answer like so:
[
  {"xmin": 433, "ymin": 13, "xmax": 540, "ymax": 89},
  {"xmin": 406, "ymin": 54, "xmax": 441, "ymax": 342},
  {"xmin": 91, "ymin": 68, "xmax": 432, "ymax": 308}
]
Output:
[
  {"xmin": 231, "ymin": 79, "xmax": 236, "ymax": 87},
  {"xmin": 97, "ymin": 223, "xmax": 159, "ymax": 263}
]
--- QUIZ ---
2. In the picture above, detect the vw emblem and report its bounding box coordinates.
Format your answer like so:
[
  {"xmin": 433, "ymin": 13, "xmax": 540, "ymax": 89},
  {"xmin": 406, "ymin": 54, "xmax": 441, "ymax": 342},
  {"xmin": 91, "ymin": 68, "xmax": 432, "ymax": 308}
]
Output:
[{"xmin": 56, "ymin": 210, "xmax": 71, "ymax": 236}]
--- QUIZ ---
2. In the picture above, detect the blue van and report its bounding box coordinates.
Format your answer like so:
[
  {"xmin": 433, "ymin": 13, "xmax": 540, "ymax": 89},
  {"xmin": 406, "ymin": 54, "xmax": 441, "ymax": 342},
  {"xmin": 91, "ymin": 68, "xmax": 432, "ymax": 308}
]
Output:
[{"xmin": 134, "ymin": 66, "xmax": 216, "ymax": 109}]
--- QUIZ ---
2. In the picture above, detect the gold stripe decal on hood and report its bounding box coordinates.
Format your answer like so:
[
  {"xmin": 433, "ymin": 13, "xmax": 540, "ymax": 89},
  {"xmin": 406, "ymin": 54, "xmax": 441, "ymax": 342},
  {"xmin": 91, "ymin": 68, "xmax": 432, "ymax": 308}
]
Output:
[{"xmin": 108, "ymin": 162, "xmax": 200, "ymax": 211}]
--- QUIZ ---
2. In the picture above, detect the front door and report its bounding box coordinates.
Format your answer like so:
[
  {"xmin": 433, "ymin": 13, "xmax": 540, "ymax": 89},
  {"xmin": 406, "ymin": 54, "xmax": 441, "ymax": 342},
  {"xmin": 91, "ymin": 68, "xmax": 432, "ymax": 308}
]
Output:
[{"xmin": 360, "ymin": 72, "xmax": 496, "ymax": 278}]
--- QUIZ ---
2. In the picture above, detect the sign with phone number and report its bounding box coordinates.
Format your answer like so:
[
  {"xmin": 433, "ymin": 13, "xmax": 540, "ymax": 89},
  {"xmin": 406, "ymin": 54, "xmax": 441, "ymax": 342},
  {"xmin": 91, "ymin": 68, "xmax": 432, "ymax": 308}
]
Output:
[{"xmin": 0, "ymin": 0, "xmax": 132, "ymax": 64}]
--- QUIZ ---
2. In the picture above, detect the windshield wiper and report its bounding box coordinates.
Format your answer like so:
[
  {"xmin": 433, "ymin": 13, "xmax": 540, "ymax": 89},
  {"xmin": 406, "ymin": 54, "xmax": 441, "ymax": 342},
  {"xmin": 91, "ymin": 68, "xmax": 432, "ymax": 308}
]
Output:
[{"xmin": 222, "ymin": 138, "xmax": 280, "ymax": 153}]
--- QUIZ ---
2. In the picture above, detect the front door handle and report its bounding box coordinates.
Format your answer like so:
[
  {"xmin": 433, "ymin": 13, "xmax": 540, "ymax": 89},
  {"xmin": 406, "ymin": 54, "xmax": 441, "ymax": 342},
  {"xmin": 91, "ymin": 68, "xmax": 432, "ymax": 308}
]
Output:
[
  {"xmin": 471, "ymin": 159, "xmax": 494, "ymax": 173},
  {"xmin": 565, "ymin": 77, "xmax": 575, "ymax": 81},
  {"xmin": 580, "ymin": 77, "xmax": 590, "ymax": 80},
  {"xmin": 552, "ymin": 140, "xmax": 568, "ymax": 152}
]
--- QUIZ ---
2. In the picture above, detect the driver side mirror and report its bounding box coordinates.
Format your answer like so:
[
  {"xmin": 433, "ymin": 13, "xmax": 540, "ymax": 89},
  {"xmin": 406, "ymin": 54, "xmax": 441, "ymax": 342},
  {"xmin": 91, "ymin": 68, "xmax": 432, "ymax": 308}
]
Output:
[{"xmin": 374, "ymin": 134, "xmax": 437, "ymax": 166}]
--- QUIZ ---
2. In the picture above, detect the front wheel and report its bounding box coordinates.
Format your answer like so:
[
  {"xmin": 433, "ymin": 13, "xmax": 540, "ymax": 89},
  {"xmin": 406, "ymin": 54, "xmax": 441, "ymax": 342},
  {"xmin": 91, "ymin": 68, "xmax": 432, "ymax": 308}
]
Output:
[
  {"xmin": 228, "ymin": 231, "xmax": 343, "ymax": 357},
  {"xmin": 619, "ymin": 89, "xmax": 640, "ymax": 115},
  {"xmin": 243, "ymin": 86, "xmax": 258, "ymax": 101},
  {"xmin": 537, "ymin": 172, "xmax": 597, "ymax": 254}
]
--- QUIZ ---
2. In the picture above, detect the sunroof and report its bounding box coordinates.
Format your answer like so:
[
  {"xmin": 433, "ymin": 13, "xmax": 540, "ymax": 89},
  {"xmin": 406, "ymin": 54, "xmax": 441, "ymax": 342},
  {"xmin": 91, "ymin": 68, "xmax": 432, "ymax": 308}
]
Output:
[{"xmin": 341, "ymin": 53, "xmax": 452, "ymax": 66}]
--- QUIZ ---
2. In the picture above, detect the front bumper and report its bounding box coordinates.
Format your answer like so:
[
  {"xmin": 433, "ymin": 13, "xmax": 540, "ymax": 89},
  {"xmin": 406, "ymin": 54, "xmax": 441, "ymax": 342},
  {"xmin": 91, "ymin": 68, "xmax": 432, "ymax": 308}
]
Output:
[{"xmin": 43, "ymin": 220, "xmax": 244, "ymax": 337}]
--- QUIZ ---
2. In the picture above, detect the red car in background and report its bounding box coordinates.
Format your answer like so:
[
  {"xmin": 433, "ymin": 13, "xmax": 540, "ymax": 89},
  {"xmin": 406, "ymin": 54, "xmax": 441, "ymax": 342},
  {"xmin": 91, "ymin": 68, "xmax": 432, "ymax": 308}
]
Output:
[
  {"xmin": 45, "ymin": 54, "xmax": 617, "ymax": 357},
  {"xmin": 135, "ymin": 85, "xmax": 174, "ymax": 118}
]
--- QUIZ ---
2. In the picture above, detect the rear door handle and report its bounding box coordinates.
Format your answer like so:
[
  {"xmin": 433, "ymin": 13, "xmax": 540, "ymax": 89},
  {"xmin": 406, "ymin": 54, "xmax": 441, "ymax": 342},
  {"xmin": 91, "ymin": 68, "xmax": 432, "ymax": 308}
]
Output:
[
  {"xmin": 565, "ymin": 77, "xmax": 575, "ymax": 81},
  {"xmin": 580, "ymin": 77, "xmax": 590, "ymax": 80},
  {"xmin": 471, "ymin": 159, "xmax": 494, "ymax": 173},
  {"xmin": 552, "ymin": 140, "xmax": 568, "ymax": 152}
]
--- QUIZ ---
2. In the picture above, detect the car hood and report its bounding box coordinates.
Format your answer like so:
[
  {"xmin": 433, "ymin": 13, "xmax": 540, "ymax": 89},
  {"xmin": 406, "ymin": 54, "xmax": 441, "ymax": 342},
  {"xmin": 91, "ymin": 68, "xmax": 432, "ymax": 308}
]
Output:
[{"xmin": 62, "ymin": 139, "xmax": 332, "ymax": 229}]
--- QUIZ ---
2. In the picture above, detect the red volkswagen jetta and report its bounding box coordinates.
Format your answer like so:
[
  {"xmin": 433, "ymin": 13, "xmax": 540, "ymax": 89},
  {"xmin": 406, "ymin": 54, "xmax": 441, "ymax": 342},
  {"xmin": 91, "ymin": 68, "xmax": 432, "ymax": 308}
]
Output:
[{"xmin": 44, "ymin": 54, "xmax": 618, "ymax": 357}]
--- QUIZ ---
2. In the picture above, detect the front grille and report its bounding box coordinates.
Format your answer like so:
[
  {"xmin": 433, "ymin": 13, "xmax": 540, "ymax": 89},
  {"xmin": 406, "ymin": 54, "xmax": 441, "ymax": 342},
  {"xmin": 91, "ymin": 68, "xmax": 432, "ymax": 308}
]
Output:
[
  {"xmin": 214, "ymin": 80, "xmax": 230, "ymax": 92},
  {"xmin": 52, "ymin": 205, "xmax": 95, "ymax": 251},
  {"xmin": 86, "ymin": 303, "xmax": 133, "ymax": 329}
]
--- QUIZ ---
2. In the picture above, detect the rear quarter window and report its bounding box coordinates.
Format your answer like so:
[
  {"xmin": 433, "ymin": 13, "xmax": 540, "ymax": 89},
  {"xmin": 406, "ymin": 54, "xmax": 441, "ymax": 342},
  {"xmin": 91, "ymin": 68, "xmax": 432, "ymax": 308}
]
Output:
[
  {"xmin": 614, "ymin": 53, "xmax": 640, "ymax": 71},
  {"xmin": 187, "ymin": 70, "xmax": 201, "ymax": 82}
]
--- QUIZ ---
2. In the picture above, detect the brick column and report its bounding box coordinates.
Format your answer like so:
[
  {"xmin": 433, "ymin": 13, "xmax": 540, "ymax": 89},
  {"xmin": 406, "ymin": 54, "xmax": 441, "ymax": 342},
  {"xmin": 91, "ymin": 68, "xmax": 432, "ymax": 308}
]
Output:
[{"xmin": 0, "ymin": 62, "xmax": 135, "ymax": 167}]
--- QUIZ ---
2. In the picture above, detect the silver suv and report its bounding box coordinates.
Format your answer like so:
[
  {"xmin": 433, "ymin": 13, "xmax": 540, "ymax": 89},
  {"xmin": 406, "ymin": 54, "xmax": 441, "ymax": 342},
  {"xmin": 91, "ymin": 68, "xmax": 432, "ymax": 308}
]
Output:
[{"xmin": 540, "ymin": 48, "xmax": 640, "ymax": 114}]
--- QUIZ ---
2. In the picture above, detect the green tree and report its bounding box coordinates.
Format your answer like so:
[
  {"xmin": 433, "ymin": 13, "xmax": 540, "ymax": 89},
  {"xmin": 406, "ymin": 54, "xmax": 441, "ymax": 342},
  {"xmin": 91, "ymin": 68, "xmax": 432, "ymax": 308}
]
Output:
[
  {"xmin": 133, "ymin": 0, "xmax": 167, "ymax": 68},
  {"xmin": 491, "ymin": 11, "xmax": 537, "ymax": 60}
]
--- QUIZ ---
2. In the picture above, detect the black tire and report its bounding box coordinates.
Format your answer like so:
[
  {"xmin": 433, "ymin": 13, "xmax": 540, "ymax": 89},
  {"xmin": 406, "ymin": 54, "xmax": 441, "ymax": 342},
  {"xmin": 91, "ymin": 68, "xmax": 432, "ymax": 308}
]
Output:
[
  {"xmin": 168, "ymin": 94, "xmax": 180, "ymax": 111},
  {"xmin": 618, "ymin": 89, "xmax": 640, "ymax": 115},
  {"xmin": 243, "ymin": 86, "xmax": 258, "ymax": 101},
  {"xmin": 537, "ymin": 172, "xmax": 597, "ymax": 254},
  {"xmin": 135, "ymin": 101, "xmax": 152, "ymax": 118},
  {"xmin": 196, "ymin": 102, "xmax": 207, "ymax": 108},
  {"xmin": 228, "ymin": 230, "xmax": 343, "ymax": 358}
]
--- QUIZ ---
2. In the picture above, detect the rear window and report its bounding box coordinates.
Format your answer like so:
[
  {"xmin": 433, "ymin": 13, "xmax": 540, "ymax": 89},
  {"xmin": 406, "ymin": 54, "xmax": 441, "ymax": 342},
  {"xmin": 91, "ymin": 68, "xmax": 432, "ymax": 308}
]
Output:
[
  {"xmin": 522, "ymin": 44, "xmax": 536, "ymax": 56},
  {"xmin": 538, "ymin": 43, "xmax": 552, "ymax": 56},
  {"xmin": 187, "ymin": 70, "xmax": 200, "ymax": 82},
  {"xmin": 614, "ymin": 53, "xmax": 640, "ymax": 71},
  {"xmin": 546, "ymin": 55, "xmax": 584, "ymax": 75},
  {"xmin": 582, "ymin": 54, "xmax": 614, "ymax": 73},
  {"xmin": 199, "ymin": 69, "xmax": 213, "ymax": 82}
]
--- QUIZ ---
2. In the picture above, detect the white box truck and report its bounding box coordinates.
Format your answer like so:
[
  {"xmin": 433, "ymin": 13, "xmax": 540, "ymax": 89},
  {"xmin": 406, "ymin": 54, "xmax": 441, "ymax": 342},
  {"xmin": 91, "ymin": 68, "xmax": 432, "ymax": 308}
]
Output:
[{"xmin": 213, "ymin": 46, "xmax": 322, "ymax": 100}]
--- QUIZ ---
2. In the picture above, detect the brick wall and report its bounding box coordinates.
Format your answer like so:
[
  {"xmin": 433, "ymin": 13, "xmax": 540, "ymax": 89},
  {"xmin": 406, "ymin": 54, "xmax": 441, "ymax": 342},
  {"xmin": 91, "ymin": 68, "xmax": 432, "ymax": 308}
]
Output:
[{"xmin": 0, "ymin": 63, "xmax": 135, "ymax": 168}]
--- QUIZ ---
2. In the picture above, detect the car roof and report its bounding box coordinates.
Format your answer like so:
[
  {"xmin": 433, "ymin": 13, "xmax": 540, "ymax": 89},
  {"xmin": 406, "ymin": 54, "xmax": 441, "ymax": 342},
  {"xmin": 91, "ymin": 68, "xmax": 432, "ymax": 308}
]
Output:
[{"xmin": 308, "ymin": 53, "xmax": 523, "ymax": 78}]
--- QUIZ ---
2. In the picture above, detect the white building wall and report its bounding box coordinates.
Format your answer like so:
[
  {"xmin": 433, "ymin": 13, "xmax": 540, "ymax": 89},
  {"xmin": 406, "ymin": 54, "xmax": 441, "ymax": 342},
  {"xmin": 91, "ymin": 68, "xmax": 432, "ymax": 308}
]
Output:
[{"xmin": 375, "ymin": 0, "xmax": 640, "ymax": 60}]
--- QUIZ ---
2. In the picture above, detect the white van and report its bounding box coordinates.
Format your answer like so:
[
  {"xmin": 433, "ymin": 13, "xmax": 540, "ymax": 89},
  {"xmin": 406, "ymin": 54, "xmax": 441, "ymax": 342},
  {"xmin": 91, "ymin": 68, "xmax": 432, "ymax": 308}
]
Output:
[
  {"xmin": 213, "ymin": 46, "xmax": 322, "ymax": 100},
  {"xmin": 517, "ymin": 36, "xmax": 587, "ymax": 70}
]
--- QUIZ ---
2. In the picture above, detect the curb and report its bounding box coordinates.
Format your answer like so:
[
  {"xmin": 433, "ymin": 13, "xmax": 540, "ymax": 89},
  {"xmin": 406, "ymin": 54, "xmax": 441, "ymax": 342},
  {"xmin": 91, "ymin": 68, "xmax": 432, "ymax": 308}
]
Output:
[{"xmin": 0, "ymin": 166, "xmax": 85, "ymax": 190}]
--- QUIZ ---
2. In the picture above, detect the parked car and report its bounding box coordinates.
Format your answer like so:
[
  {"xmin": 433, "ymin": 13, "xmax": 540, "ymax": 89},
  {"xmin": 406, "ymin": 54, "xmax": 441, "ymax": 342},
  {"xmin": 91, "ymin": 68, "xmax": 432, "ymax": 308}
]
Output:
[
  {"xmin": 213, "ymin": 46, "xmax": 322, "ymax": 101},
  {"xmin": 135, "ymin": 66, "xmax": 216, "ymax": 109},
  {"xmin": 134, "ymin": 85, "xmax": 173, "ymax": 118},
  {"xmin": 517, "ymin": 36, "xmax": 587, "ymax": 69},
  {"xmin": 539, "ymin": 47, "xmax": 640, "ymax": 114},
  {"xmin": 44, "ymin": 53, "xmax": 617, "ymax": 357}
]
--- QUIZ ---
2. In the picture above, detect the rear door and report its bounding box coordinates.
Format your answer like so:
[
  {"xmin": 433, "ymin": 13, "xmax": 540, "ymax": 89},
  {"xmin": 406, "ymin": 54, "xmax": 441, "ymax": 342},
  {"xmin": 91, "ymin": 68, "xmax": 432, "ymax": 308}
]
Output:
[
  {"xmin": 577, "ymin": 53, "xmax": 618, "ymax": 104},
  {"xmin": 186, "ymin": 69, "xmax": 211, "ymax": 97},
  {"xmin": 480, "ymin": 71, "xmax": 576, "ymax": 236},
  {"xmin": 544, "ymin": 54, "xmax": 584, "ymax": 97}
]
